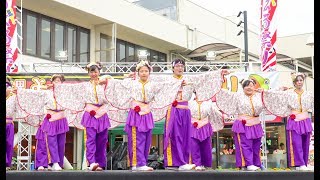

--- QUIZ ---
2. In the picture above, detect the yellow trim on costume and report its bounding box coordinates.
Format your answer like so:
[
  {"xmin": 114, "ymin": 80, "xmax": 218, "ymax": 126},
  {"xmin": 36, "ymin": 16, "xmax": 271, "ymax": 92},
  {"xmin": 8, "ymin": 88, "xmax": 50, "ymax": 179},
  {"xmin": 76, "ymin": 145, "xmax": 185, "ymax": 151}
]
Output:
[
  {"xmin": 166, "ymin": 106, "xmax": 173, "ymax": 166},
  {"xmin": 139, "ymin": 80, "xmax": 148, "ymax": 102},
  {"xmin": 90, "ymin": 80, "xmax": 99, "ymax": 104},
  {"xmin": 132, "ymin": 126, "xmax": 137, "ymax": 166},
  {"xmin": 173, "ymin": 75, "xmax": 183, "ymax": 80},
  {"xmin": 294, "ymin": 89, "xmax": 304, "ymax": 112},
  {"xmin": 289, "ymin": 131, "xmax": 295, "ymax": 166},
  {"xmin": 249, "ymin": 96, "xmax": 255, "ymax": 115},
  {"xmin": 45, "ymin": 133, "xmax": 51, "ymax": 164},
  {"xmin": 237, "ymin": 133, "xmax": 246, "ymax": 167}
]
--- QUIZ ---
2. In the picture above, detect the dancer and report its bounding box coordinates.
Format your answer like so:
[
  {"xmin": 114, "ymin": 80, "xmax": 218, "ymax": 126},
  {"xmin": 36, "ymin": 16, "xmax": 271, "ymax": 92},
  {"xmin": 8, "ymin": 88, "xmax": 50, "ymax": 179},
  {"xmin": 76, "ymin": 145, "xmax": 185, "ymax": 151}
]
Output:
[
  {"xmin": 215, "ymin": 79, "xmax": 265, "ymax": 171},
  {"xmin": 147, "ymin": 59, "xmax": 228, "ymax": 170},
  {"xmin": 53, "ymin": 63, "xmax": 112, "ymax": 171},
  {"xmin": 16, "ymin": 74, "xmax": 69, "ymax": 171},
  {"xmin": 261, "ymin": 72, "xmax": 313, "ymax": 171},
  {"xmin": 101, "ymin": 60, "xmax": 183, "ymax": 171},
  {"xmin": 6, "ymin": 76, "xmax": 15, "ymax": 170},
  {"xmin": 189, "ymin": 92, "xmax": 225, "ymax": 170}
]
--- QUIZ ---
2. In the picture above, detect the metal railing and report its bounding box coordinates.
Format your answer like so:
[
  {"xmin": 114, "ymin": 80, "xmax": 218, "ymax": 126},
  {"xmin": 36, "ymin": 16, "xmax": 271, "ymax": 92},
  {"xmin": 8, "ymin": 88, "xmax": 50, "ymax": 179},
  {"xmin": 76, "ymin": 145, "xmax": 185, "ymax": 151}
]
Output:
[{"xmin": 20, "ymin": 61, "xmax": 264, "ymax": 74}]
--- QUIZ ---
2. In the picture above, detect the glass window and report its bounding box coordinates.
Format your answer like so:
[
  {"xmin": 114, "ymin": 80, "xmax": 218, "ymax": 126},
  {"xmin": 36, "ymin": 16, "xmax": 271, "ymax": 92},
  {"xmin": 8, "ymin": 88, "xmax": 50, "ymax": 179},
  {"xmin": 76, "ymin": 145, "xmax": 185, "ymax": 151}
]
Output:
[
  {"xmin": 136, "ymin": 46, "xmax": 150, "ymax": 61},
  {"xmin": 100, "ymin": 36, "xmax": 107, "ymax": 62},
  {"xmin": 217, "ymin": 128, "xmax": 236, "ymax": 169},
  {"xmin": 265, "ymin": 125, "xmax": 287, "ymax": 168},
  {"xmin": 117, "ymin": 41, "xmax": 126, "ymax": 62},
  {"xmin": 150, "ymin": 50, "xmax": 158, "ymax": 62},
  {"xmin": 159, "ymin": 52, "xmax": 167, "ymax": 62},
  {"xmin": 41, "ymin": 19, "xmax": 51, "ymax": 58},
  {"xmin": 127, "ymin": 43, "xmax": 135, "ymax": 62},
  {"xmin": 55, "ymin": 22, "xmax": 65, "ymax": 60},
  {"xmin": 26, "ymin": 14, "xmax": 37, "ymax": 55},
  {"xmin": 79, "ymin": 30, "xmax": 89, "ymax": 63},
  {"xmin": 67, "ymin": 26, "xmax": 76, "ymax": 62},
  {"xmin": 100, "ymin": 34, "xmax": 112, "ymax": 62}
]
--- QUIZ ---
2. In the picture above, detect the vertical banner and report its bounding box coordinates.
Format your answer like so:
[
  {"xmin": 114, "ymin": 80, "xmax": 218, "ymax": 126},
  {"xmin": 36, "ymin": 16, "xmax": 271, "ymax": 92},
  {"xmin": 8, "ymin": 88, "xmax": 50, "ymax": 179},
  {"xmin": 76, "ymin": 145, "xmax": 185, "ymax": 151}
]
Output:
[
  {"xmin": 260, "ymin": 0, "xmax": 277, "ymax": 72},
  {"xmin": 6, "ymin": 0, "xmax": 19, "ymax": 73}
]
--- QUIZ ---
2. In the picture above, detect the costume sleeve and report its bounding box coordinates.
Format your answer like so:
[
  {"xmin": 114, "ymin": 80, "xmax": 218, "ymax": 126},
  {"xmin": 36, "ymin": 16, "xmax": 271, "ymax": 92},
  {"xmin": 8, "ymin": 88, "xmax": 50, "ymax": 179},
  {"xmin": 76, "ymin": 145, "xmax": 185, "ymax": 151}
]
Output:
[
  {"xmin": 53, "ymin": 83, "xmax": 86, "ymax": 112},
  {"xmin": 189, "ymin": 71, "xmax": 224, "ymax": 101},
  {"xmin": 208, "ymin": 102, "xmax": 225, "ymax": 132},
  {"xmin": 261, "ymin": 90, "xmax": 294, "ymax": 117},
  {"xmin": 150, "ymin": 80, "xmax": 183, "ymax": 121},
  {"xmin": 215, "ymin": 89, "xmax": 239, "ymax": 115},
  {"xmin": 104, "ymin": 78, "xmax": 133, "ymax": 110}
]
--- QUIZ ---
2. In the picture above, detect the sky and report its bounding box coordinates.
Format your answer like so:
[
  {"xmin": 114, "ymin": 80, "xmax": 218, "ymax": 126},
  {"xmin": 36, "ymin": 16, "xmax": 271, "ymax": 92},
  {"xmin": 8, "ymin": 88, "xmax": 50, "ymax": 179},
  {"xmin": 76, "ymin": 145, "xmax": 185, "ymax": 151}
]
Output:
[{"xmin": 128, "ymin": 0, "xmax": 314, "ymax": 37}]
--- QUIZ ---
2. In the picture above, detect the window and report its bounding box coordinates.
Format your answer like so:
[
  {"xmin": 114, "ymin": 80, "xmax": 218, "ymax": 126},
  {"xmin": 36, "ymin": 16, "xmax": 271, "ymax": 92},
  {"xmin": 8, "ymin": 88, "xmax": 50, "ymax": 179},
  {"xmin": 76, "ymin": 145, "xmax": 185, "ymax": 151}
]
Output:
[
  {"xmin": 100, "ymin": 34, "xmax": 112, "ymax": 62},
  {"xmin": 113, "ymin": 39, "xmax": 167, "ymax": 71},
  {"xmin": 54, "ymin": 22, "xmax": 65, "ymax": 60},
  {"xmin": 40, "ymin": 18, "xmax": 51, "ymax": 58},
  {"xmin": 159, "ymin": 52, "xmax": 167, "ymax": 62},
  {"xmin": 117, "ymin": 40, "xmax": 126, "ymax": 62},
  {"xmin": 67, "ymin": 26, "xmax": 76, "ymax": 62},
  {"xmin": 126, "ymin": 43, "xmax": 136, "ymax": 62},
  {"xmin": 26, "ymin": 13, "xmax": 37, "ymax": 55},
  {"xmin": 22, "ymin": 8, "xmax": 90, "ymax": 63},
  {"xmin": 79, "ymin": 30, "xmax": 89, "ymax": 63}
]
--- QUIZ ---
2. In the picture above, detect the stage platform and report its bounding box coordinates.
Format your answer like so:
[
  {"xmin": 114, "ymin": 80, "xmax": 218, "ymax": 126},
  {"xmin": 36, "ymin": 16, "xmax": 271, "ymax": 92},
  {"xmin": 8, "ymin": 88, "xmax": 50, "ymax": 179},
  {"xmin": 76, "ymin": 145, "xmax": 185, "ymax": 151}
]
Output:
[{"xmin": 6, "ymin": 170, "xmax": 314, "ymax": 180}]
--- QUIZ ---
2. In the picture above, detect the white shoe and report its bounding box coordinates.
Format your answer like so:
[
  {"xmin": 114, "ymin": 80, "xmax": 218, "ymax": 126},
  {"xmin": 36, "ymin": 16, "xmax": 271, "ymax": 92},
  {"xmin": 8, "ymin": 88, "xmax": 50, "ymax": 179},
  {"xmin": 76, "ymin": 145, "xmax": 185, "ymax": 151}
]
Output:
[
  {"xmin": 188, "ymin": 164, "xmax": 196, "ymax": 169},
  {"xmin": 52, "ymin": 163, "xmax": 62, "ymax": 171},
  {"xmin": 247, "ymin": 165, "xmax": 260, "ymax": 171},
  {"xmin": 88, "ymin": 163, "xmax": 99, "ymax": 171},
  {"xmin": 195, "ymin": 166, "xmax": 206, "ymax": 171},
  {"xmin": 37, "ymin": 166, "xmax": 45, "ymax": 171},
  {"xmin": 296, "ymin": 165, "xmax": 310, "ymax": 171},
  {"xmin": 132, "ymin": 166, "xmax": 137, "ymax": 171},
  {"xmin": 47, "ymin": 165, "xmax": 52, "ymax": 171},
  {"xmin": 136, "ymin": 166, "xmax": 154, "ymax": 171},
  {"xmin": 179, "ymin": 164, "xmax": 194, "ymax": 171}
]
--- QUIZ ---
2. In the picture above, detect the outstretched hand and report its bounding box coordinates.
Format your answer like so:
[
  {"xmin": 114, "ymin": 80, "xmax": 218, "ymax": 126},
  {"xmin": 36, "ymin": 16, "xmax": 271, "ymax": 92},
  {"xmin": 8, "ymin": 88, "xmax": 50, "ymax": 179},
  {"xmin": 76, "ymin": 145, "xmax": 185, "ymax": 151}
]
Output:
[
  {"xmin": 221, "ymin": 69, "xmax": 231, "ymax": 76},
  {"xmin": 98, "ymin": 79, "xmax": 108, "ymax": 85},
  {"xmin": 126, "ymin": 72, "xmax": 136, "ymax": 80},
  {"xmin": 254, "ymin": 88, "xmax": 263, "ymax": 93},
  {"xmin": 46, "ymin": 84, "xmax": 54, "ymax": 89},
  {"xmin": 280, "ymin": 86, "xmax": 289, "ymax": 91}
]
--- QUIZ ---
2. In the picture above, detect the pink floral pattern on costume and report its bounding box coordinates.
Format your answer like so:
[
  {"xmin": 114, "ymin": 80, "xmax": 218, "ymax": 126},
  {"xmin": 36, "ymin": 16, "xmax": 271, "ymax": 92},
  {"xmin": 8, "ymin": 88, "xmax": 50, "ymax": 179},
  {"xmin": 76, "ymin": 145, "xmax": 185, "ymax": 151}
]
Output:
[
  {"xmin": 104, "ymin": 78, "xmax": 183, "ymax": 122},
  {"xmin": 149, "ymin": 70, "xmax": 223, "ymax": 102},
  {"xmin": 215, "ymin": 89, "xmax": 265, "ymax": 116},
  {"xmin": 262, "ymin": 89, "xmax": 314, "ymax": 117}
]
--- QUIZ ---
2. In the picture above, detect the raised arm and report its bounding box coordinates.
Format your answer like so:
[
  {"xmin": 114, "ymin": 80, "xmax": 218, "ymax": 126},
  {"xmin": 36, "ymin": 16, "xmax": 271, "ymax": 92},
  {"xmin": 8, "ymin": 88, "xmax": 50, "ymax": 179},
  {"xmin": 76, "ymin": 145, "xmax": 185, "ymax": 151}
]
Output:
[
  {"xmin": 53, "ymin": 82, "xmax": 86, "ymax": 112},
  {"xmin": 189, "ymin": 70, "xmax": 225, "ymax": 101},
  {"xmin": 215, "ymin": 89, "xmax": 239, "ymax": 115},
  {"xmin": 104, "ymin": 78, "xmax": 133, "ymax": 110},
  {"xmin": 261, "ymin": 90, "xmax": 294, "ymax": 117}
]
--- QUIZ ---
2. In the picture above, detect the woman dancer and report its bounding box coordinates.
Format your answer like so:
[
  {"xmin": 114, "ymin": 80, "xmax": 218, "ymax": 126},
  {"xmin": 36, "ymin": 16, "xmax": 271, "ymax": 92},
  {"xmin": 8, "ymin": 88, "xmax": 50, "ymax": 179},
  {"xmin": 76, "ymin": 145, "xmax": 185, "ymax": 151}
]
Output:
[
  {"xmin": 215, "ymin": 79, "xmax": 265, "ymax": 171},
  {"xmin": 261, "ymin": 72, "xmax": 313, "ymax": 171},
  {"xmin": 147, "ymin": 59, "xmax": 228, "ymax": 170},
  {"xmin": 101, "ymin": 60, "xmax": 183, "ymax": 171},
  {"xmin": 16, "ymin": 74, "xmax": 69, "ymax": 171},
  {"xmin": 189, "ymin": 92, "xmax": 225, "ymax": 170},
  {"xmin": 53, "ymin": 63, "xmax": 112, "ymax": 171},
  {"xmin": 6, "ymin": 76, "xmax": 15, "ymax": 170}
]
